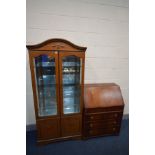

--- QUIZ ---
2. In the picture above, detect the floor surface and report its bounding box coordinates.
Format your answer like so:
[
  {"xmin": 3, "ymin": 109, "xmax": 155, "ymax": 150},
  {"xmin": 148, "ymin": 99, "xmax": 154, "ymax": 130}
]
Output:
[{"xmin": 26, "ymin": 119, "xmax": 129, "ymax": 155}]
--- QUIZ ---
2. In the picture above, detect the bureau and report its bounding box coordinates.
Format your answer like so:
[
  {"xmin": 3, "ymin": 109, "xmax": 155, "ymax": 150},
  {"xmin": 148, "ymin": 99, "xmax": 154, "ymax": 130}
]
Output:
[{"xmin": 83, "ymin": 83, "xmax": 124, "ymax": 138}]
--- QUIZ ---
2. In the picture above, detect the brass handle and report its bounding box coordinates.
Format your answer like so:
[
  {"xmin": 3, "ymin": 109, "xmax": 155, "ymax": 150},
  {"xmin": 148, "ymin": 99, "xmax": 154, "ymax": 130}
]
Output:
[
  {"xmin": 113, "ymin": 121, "xmax": 117, "ymax": 124},
  {"xmin": 89, "ymin": 124, "xmax": 93, "ymax": 127},
  {"xmin": 90, "ymin": 116, "xmax": 94, "ymax": 119},
  {"xmin": 89, "ymin": 130, "xmax": 93, "ymax": 134},
  {"xmin": 114, "ymin": 114, "xmax": 118, "ymax": 117}
]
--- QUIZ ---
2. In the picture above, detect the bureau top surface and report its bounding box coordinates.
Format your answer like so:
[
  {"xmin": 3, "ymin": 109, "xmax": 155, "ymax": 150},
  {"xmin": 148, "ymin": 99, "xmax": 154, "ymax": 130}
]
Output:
[{"xmin": 84, "ymin": 83, "xmax": 124, "ymax": 108}]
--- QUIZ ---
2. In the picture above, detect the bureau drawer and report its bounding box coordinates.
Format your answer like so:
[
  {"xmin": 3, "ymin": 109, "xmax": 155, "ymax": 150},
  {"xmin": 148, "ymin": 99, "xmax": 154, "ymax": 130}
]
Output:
[
  {"xmin": 84, "ymin": 126, "xmax": 119, "ymax": 137},
  {"xmin": 84, "ymin": 112, "xmax": 123, "ymax": 122},
  {"xmin": 84, "ymin": 119, "xmax": 121, "ymax": 129}
]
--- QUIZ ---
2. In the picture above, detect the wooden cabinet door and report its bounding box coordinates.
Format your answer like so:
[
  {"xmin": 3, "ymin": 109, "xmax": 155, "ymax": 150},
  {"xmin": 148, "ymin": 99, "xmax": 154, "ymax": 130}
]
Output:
[
  {"xmin": 59, "ymin": 52, "xmax": 85, "ymax": 137},
  {"xmin": 29, "ymin": 51, "xmax": 60, "ymax": 119},
  {"xmin": 58, "ymin": 52, "xmax": 85, "ymax": 116},
  {"xmin": 61, "ymin": 115, "xmax": 82, "ymax": 137},
  {"xmin": 37, "ymin": 118, "xmax": 60, "ymax": 140}
]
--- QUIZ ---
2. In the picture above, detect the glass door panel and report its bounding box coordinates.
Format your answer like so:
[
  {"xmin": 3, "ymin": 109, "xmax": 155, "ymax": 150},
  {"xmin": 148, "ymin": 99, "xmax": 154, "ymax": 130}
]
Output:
[
  {"xmin": 62, "ymin": 56, "xmax": 82, "ymax": 114},
  {"xmin": 33, "ymin": 55, "xmax": 57, "ymax": 116}
]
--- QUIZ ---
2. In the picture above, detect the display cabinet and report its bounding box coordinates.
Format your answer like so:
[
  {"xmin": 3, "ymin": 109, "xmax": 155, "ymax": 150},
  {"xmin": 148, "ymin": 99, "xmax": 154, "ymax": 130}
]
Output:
[{"xmin": 27, "ymin": 39, "xmax": 86, "ymax": 144}]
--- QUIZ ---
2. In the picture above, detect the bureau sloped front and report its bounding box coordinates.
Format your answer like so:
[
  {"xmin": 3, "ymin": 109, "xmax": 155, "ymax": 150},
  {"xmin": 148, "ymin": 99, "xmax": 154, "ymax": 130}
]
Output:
[{"xmin": 83, "ymin": 83, "xmax": 124, "ymax": 139}]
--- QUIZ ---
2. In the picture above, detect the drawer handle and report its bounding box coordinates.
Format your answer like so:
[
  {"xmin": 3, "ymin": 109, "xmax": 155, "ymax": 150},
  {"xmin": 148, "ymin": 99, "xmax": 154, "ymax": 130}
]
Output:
[
  {"xmin": 89, "ymin": 130, "xmax": 93, "ymax": 134},
  {"xmin": 90, "ymin": 116, "xmax": 94, "ymax": 119},
  {"xmin": 113, "ymin": 128, "xmax": 116, "ymax": 131},
  {"xmin": 114, "ymin": 114, "xmax": 118, "ymax": 117},
  {"xmin": 89, "ymin": 124, "xmax": 93, "ymax": 127},
  {"xmin": 113, "ymin": 121, "xmax": 117, "ymax": 124}
]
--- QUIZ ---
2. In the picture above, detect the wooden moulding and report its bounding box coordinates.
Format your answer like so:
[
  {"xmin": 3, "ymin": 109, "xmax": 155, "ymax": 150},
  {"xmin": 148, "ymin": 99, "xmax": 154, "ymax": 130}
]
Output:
[{"xmin": 26, "ymin": 38, "xmax": 87, "ymax": 52}]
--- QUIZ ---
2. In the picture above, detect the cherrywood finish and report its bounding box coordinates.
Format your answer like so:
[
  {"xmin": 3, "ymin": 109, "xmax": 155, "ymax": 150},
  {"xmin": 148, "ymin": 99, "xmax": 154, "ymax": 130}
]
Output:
[
  {"xmin": 59, "ymin": 51, "xmax": 85, "ymax": 117},
  {"xmin": 84, "ymin": 83, "xmax": 124, "ymax": 108},
  {"xmin": 58, "ymin": 51, "xmax": 85, "ymax": 140},
  {"xmin": 29, "ymin": 51, "xmax": 60, "ymax": 119},
  {"xmin": 83, "ymin": 83, "xmax": 124, "ymax": 139},
  {"xmin": 61, "ymin": 115, "xmax": 82, "ymax": 137},
  {"xmin": 27, "ymin": 38, "xmax": 87, "ymax": 52},
  {"xmin": 27, "ymin": 39, "xmax": 86, "ymax": 144},
  {"xmin": 37, "ymin": 117, "xmax": 60, "ymax": 140}
]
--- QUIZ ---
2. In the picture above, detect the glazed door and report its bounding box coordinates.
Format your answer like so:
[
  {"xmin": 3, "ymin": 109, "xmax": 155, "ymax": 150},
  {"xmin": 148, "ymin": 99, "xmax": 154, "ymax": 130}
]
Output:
[
  {"xmin": 59, "ymin": 52, "xmax": 85, "ymax": 137},
  {"xmin": 29, "ymin": 51, "xmax": 60, "ymax": 118},
  {"xmin": 59, "ymin": 52, "xmax": 85, "ymax": 116}
]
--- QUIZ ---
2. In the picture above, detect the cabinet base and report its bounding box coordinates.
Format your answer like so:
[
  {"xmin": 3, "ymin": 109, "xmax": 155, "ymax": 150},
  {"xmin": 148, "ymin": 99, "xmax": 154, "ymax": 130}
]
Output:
[
  {"xmin": 82, "ymin": 132, "xmax": 120, "ymax": 140},
  {"xmin": 37, "ymin": 135, "xmax": 82, "ymax": 145}
]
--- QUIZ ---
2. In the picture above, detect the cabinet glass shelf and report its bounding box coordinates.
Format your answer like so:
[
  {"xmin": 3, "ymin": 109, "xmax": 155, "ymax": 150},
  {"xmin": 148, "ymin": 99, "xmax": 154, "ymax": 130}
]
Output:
[
  {"xmin": 36, "ymin": 62, "xmax": 55, "ymax": 67},
  {"xmin": 64, "ymin": 105, "xmax": 80, "ymax": 114},
  {"xmin": 36, "ymin": 61, "xmax": 81, "ymax": 67},
  {"xmin": 63, "ymin": 74, "xmax": 80, "ymax": 84},
  {"xmin": 39, "ymin": 105, "xmax": 57, "ymax": 116},
  {"xmin": 36, "ymin": 67, "xmax": 55, "ymax": 75},
  {"xmin": 37, "ymin": 75, "xmax": 56, "ymax": 85},
  {"xmin": 63, "ymin": 85, "xmax": 80, "ymax": 97},
  {"xmin": 63, "ymin": 97, "xmax": 80, "ymax": 114},
  {"xmin": 63, "ymin": 62, "xmax": 81, "ymax": 66}
]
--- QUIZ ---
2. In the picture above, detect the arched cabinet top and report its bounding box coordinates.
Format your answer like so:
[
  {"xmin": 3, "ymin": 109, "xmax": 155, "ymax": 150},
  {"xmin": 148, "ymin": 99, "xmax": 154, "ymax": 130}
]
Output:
[{"xmin": 26, "ymin": 38, "xmax": 87, "ymax": 52}]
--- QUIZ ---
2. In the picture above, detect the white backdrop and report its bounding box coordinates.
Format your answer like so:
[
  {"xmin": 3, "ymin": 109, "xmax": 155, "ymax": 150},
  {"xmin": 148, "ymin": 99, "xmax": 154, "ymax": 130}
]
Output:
[{"xmin": 26, "ymin": 0, "xmax": 129, "ymax": 125}]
